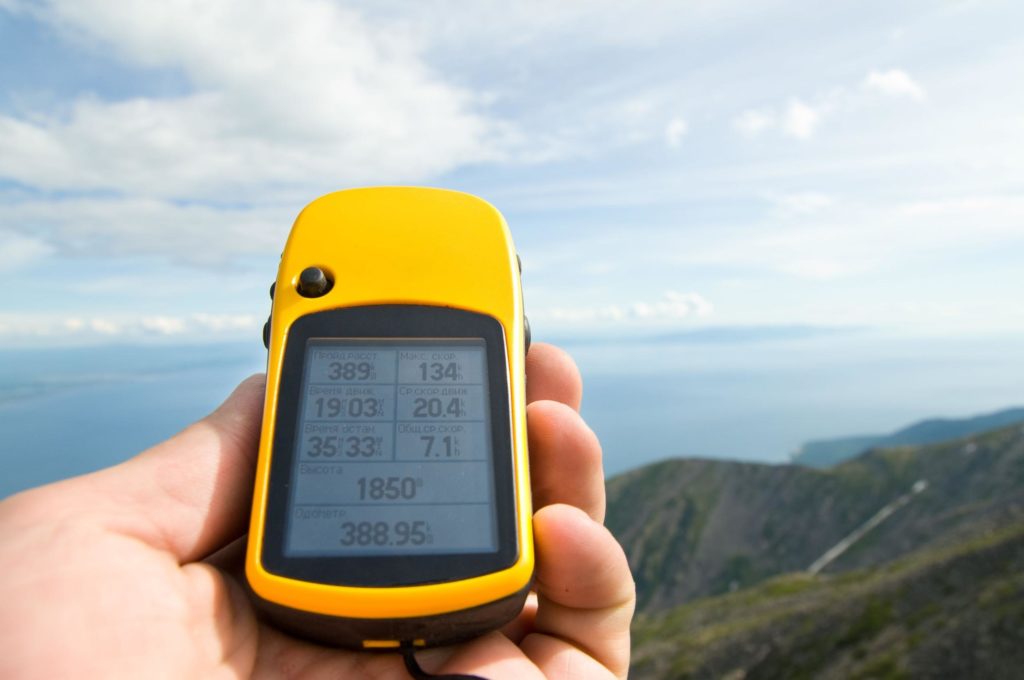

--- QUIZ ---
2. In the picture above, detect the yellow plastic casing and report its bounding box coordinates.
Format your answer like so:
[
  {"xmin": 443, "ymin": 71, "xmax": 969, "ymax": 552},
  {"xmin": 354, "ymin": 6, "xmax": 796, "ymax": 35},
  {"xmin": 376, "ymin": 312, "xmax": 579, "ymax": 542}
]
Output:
[{"xmin": 245, "ymin": 187, "xmax": 532, "ymax": 621}]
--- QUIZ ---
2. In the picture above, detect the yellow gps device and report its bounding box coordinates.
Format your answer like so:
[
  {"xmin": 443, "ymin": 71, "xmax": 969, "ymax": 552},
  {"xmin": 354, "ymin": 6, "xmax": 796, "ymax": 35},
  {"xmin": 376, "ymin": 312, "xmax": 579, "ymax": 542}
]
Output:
[{"xmin": 245, "ymin": 187, "xmax": 533, "ymax": 650}]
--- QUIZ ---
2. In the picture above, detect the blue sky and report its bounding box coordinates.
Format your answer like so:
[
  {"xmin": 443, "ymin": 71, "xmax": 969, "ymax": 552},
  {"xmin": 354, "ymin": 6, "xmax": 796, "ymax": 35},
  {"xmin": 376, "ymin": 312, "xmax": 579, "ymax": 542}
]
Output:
[{"xmin": 0, "ymin": 0, "xmax": 1022, "ymax": 347}]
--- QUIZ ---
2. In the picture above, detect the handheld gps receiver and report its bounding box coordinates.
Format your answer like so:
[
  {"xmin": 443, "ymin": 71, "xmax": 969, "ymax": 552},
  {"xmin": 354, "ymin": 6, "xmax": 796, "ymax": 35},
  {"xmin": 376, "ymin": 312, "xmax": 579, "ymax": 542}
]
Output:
[{"xmin": 245, "ymin": 187, "xmax": 533, "ymax": 650}]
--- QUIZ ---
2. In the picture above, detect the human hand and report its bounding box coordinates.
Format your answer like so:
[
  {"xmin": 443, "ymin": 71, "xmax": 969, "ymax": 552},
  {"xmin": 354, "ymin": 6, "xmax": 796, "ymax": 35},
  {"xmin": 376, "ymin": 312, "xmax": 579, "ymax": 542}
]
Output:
[{"xmin": 0, "ymin": 343, "xmax": 634, "ymax": 679}]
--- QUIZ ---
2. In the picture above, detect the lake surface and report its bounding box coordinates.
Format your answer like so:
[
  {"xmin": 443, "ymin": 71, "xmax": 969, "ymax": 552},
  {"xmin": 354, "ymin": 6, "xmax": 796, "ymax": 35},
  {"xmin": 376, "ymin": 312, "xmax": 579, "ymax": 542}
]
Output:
[{"xmin": 2, "ymin": 331, "xmax": 1022, "ymax": 498}]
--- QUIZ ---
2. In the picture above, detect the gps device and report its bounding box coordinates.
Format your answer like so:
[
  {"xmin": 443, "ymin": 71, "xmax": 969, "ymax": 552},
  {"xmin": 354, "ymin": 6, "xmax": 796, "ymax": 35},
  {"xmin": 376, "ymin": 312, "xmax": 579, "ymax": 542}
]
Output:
[{"xmin": 245, "ymin": 187, "xmax": 533, "ymax": 650}]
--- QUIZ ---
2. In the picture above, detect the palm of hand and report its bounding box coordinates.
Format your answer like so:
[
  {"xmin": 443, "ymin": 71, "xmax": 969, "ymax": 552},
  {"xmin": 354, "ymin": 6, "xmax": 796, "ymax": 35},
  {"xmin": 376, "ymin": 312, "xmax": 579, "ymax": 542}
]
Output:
[{"xmin": 0, "ymin": 345, "xmax": 633, "ymax": 679}]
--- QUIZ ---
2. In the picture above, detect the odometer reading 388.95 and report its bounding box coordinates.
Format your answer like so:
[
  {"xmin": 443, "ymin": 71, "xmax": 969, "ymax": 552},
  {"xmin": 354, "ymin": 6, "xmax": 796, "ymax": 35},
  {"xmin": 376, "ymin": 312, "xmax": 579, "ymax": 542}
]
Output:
[{"xmin": 283, "ymin": 339, "xmax": 498, "ymax": 557}]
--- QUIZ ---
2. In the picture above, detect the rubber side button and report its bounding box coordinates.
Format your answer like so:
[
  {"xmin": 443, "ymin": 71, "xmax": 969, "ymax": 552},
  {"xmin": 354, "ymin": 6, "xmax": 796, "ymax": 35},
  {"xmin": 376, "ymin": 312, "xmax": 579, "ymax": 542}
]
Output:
[
  {"xmin": 298, "ymin": 266, "xmax": 332, "ymax": 298},
  {"xmin": 524, "ymin": 315, "xmax": 531, "ymax": 357},
  {"xmin": 262, "ymin": 317, "xmax": 271, "ymax": 349}
]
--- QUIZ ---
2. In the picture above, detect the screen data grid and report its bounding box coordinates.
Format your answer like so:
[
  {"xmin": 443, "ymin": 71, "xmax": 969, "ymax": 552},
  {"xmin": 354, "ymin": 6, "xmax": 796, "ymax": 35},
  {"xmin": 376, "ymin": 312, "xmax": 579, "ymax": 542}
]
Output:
[{"xmin": 284, "ymin": 339, "xmax": 499, "ymax": 557}]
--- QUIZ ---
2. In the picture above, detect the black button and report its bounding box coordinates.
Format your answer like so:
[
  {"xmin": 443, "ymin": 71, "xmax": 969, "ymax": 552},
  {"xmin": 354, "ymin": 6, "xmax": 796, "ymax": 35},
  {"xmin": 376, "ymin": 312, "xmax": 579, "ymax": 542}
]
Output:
[
  {"xmin": 269, "ymin": 282, "xmax": 276, "ymax": 299},
  {"xmin": 262, "ymin": 318, "xmax": 271, "ymax": 349},
  {"xmin": 524, "ymin": 315, "xmax": 531, "ymax": 357},
  {"xmin": 298, "ymin": 267, "xmax": 332, "ymax": 298}
]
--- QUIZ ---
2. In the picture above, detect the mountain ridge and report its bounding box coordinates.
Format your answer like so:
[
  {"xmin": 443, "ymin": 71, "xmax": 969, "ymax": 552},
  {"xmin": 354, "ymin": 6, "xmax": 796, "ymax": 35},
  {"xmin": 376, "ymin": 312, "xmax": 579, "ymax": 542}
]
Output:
[
  {"xmin": 611, "ymin": 420, "xmax": 1024, "ymax": 678},
  {"xmin": 607, "ymin": 419, "xmax": 1024, "ymax": 611}
]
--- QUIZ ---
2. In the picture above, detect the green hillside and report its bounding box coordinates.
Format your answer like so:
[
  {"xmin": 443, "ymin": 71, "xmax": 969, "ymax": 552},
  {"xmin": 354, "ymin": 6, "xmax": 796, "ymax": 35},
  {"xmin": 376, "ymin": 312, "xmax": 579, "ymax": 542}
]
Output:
[
  {"xmin": 609, "ymin": 421, "xmax": 1024, "ymax": 678},
  {"xmin": 631, "ymin": 520, "xmax": 1024, "ymax": 679},
  {"xmin": 607, "ymin": 422, "xmax": 1024, "ymax": 612}
]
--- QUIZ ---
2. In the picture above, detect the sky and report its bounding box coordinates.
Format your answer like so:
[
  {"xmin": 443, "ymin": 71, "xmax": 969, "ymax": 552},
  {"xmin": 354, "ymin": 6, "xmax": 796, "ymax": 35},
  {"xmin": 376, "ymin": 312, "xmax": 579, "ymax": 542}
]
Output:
[{"xmin": 0, "ymin": 0, "xmax": 1022, "ymax": 347}]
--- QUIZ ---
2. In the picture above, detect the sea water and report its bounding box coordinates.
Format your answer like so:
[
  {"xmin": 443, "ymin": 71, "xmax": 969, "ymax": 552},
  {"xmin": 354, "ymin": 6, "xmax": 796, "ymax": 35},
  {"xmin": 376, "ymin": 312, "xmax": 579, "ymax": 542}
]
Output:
[{"xmin": 0, "ymin": 344, "xmax": 265, "ymax": 497}]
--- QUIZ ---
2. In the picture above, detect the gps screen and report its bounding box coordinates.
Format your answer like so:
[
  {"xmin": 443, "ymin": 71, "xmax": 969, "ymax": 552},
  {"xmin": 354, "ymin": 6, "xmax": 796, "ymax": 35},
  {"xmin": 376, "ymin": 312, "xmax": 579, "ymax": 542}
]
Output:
[{"xmin": 283, "ymin": 339, "xmax": 499, "ymax": 557}]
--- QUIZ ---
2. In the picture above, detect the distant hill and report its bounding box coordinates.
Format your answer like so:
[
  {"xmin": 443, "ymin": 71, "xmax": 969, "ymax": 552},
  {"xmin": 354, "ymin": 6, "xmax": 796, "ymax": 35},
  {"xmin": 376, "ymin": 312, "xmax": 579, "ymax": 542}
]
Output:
[
  {"xmin": 790, "ymin": 406, "xmax": 1024, "ymax": 468},
  {"xmin": 606, "ymin": 421, "xmax": 1024, "ymax": 612},
  {"xmin": 789, "ymin": 434, "xmax": 881, "ymax": 469}
]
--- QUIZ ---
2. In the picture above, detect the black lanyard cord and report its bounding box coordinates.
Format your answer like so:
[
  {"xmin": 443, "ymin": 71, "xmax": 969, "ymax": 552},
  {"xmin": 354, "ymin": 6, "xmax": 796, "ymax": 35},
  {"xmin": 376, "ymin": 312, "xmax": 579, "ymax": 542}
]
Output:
[{"xmin": 401, "ymin": 646, "xmax": 489, "ymax": 680}]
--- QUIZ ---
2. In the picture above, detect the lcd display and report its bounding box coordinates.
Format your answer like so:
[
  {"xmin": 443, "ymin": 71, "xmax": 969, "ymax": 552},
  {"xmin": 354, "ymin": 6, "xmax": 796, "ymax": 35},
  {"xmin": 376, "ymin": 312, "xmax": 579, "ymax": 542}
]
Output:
[{"xmin": 284, "ymin": 339, "xmax": 498, "ymax": 557}]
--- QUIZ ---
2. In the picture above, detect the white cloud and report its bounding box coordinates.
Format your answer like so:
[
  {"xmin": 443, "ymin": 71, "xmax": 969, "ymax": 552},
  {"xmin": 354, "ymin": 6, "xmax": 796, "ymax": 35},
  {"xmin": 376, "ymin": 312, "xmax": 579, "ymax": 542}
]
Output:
[
  {"xmin": 192, "ymin": 313, "xmax": 259, "ymax": 332},
  {"xmin": 139, "ymin": 316, "xmax": 187, "ymax": 335},
  {"xmin": 3, "ymin": 0, "xmax": 1022, "ymax": 341},
  {"xmin": 536, "ymin": 290, "xmax": 713, "ymax": 325},
  {"xmin": 0, "ymin": 231, "xmax": 53, "ymax": 270},
  {"xmin": 0, "ymin": 312, "xmax": 260, "ymax": 346},
  {"xmin": 766, "ymin": 192, "xmax": 834, "ymax": 215},
  {"xmin": 88, "ymin": 319, "xmax": 120, "ymax": 335},
  {"xmin": 664, "ymin": 117, "xmax": 689, "ymax": 147},
  {"xmin": 0, "ymin": 0, "xmax": 508, "ymax": 200},
  {"xmin": 634, "ymin": 291, "xmax": 713, "ymax": 318},
  {"xmin": 733, "ymin": 99, "xmax": 828, "ymax": 140},
  {"xmin": 735, "ymin": 68, "xmax": 926, "ymax": 144},
  {"xmin": 898, "ymin": 196, "xmax": 1024, "ymax": 219},
  {"xmin": 660, "ymin": 193, "xmax": 1024, "ymax": 282},
  {"xmin": 781, "ymin": 99, "xmax": 821, "ymax": 139},
  {"xmin": 355, "ymin": 1, "xmax": 773, "ymax": 53},
  {"xmin": 734, "ymin": 109, "xmax": 775, "ymax": 137},
  {"xmin": 0, "ymin": 195, "xmax": 289, "ymax": 263},
  {"xmin": 778, "ymin": 258, "xmax": 854, "ymax": 280},
  {"xmin": 864, "ymin": 69, "xmax": 926, "ymax": 100}
]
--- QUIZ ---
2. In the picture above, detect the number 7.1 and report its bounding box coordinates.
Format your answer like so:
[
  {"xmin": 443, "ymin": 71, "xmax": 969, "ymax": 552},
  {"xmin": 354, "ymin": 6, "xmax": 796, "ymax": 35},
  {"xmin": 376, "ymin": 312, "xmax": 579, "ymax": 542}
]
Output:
[{"xmin": 420, "ymin": 435, "xmax": 455, "ymax": 457}]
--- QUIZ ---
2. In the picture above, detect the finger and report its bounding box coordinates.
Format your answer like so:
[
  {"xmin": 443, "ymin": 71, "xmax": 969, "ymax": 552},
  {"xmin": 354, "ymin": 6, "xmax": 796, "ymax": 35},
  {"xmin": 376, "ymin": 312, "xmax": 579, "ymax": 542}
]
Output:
[
  {"xmin": 527, "ymin": 401, "xmax": 605, "ymax": 522},
  {"xmin": 520, "ymin": 634, "xmax": 617, "ymax": 680},
  {"xmin": 250, "ymin": 625, "xmax": 403, "ymax": 680},
  {"xmin": 416, "ymin": 631, "xmax": 546, "ymax": 680},
  {"xmin": 180, "ymin": 562, "xmax": 259, "ymax": 677},
  {"xmin": 526, "ymin": 342, "xmax": 582, "ymax": 410},
  {"xmin": 85, "ymin": 374, "xmax": 266, "ymax": 562},
  {"xmin": 250, "ymin": 629, "xmax": 538, "ymax": 680},
  {"xmin": 529, "ymin": 504, "xmax": 635, "ymax": 679}
]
